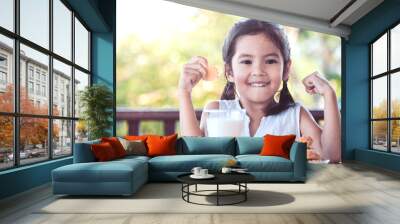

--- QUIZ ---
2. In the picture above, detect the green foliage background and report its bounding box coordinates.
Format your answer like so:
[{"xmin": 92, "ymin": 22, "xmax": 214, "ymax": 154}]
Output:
[{"xmin": 116, "ymin": 9, "xmax": 341, "ymax": 135}]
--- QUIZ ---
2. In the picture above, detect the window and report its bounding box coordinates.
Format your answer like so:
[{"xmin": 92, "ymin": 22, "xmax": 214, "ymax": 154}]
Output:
[
  {"xmin": 35, "ymin": 70, "xmax": 41, "ymax": 81},
  {"xmin": 0, "ymin": 71, "xmax": 6, "ymax": 85},
  {"xmin": 53, "ymin": 119, "xmax": 72, "ymax": 158},
  {"xmin": 0, "ymin": 0, "xmax": 14, "ymax": 32},
  {"xmin": 53, "ymin": 0, "xmax": 72, "ymax": 60},
  {"xmin": 370, "ymin": 23, "xmax": 400, "ymax": 154},
  {"xmin": 0, "ymin": 0, "xmax": 91, "ymax": 170},
  {"xmin": 0, "ymin": 54, "xmax": 7, "ymax": 86},
  {"xmin": 54, "ymin": 89, "xmax": 58, "ymax": 105},
  {"xmin": 36, "ymin": 83, "xmax": 40, "ymax": 95},
  {"xmin": 20, "ymin": 0, "xmax": 49, "ymax": 49},
  {"xmin": 28, "ymin": 67, "xmax": 34, "ymax": 80},
  {"xmin": 20, "ymin": 117, "xmax": 48, "ymax": 165},
  {"xmin": 0, "ymin": 34, "xmax": 13, "ymax": 113},
  {"xmin": 0, "ymin": 54, "xmax": 7, "ymax": 67},
  {"xmin": 42, "ymin": 85, "xmax": 46, "ymax": 97},
  {"xmin": 41, "ymin": 73, "xmax": 46, "ymax": 83},
  {"xmin": 74, "ymin": 69, "xmax": 89, "ymax": 118},
  {"xmin": 391, "ymin": 23, "xmax": 400, "ymax": 69},
  {"xmin": 28, "ymin": 81, "xmax": 34, "ymax": 94},
  {"xmin": 0, "ymin": 116, "xmax": 13, "ymax": 170},
  {"xmin": 53, "ymin": 59, "xmax": 72, "ymax": 116},
  {"xmin": 75, "ymin": 18, "xmax": 89, "ymax": 70}
]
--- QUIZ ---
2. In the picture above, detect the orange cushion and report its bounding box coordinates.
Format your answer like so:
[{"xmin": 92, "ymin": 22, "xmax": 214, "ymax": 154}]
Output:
[
  {"xmin": 259, "ymin": 134, "xmax": 296, "ymax": 159},
  {"xmin": 91, "ymin": 142, "xmax": 117, "ymax": 161},
  {"xmin": 146, "ymin": 133, "xmax": 178, "ymax": 157},
  {"xmin": 124, "ymin": 135, "xmax": 148, "ymax": 141},
  {"xmin": 101, "ymin": 137, "xmax": 126, "ymax": 158}
]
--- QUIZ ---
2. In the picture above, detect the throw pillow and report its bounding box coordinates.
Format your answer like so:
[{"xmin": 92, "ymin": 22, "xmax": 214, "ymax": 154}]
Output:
[
  {"xmin": 260, "ymin": 134, "xmax": 296, "ymax": 159},
  {"xmin": 91, "ymin": 142, "xmax": 117, "ymax": 161},
  {"xmin": 146, "ymin": 133, "xmax": 178, "ymax": 157},
  {"xmin": 119, "ymin": 138, "xmax": 147, "ymax": 156},
  {"xmin": 101, "ymin": 137, "xmax": 127, "ymax": 158},
  {"xmin": 124, "ymin": 135, "xmax": 149, "ymax": 142},
  {"xmin": 124, "ymin": 134, "xmax": 157, "ymax": 150}
]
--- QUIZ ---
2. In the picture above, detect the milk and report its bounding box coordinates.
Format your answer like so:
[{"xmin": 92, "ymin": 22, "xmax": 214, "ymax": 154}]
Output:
[
  {"xmin": 206, "ymin": 118, "xmax": 244, "ymax": 137},
  {"xmin": 205, "ymin": 109, "xmax": 246, "ymax": 137}
]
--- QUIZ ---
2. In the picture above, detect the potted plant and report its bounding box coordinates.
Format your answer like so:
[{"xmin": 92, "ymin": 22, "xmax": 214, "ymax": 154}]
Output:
[{"xmin": 79, "ymin": 84, "xmax": 113, "ymax": 140}]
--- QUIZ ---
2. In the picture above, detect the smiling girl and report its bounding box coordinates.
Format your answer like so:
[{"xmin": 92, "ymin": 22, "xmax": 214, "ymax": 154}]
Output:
[{"xmin": 178, "ymin": 19, "xmax": 341, "ymax": 163}]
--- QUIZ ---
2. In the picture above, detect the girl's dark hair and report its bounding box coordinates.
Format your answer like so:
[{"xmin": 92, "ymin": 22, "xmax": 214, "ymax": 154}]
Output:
[{"xmin": 221, "ymin": 19, "xmax": 295, "ymax": 116}]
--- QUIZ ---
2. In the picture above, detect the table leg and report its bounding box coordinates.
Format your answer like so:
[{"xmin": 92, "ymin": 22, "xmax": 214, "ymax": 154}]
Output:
[
  {"xmin": 217, "ymin": 184, "xmax": 219, "ymax": 206},
  {"xmin": 187, "ymin": 184, "xmax": 190, "ymax": 202},
  {"xmin": 181, "ymin": 184, "xmax": 183, "ymax": 199},
  {"xmin": 245, "ymin": 183, "xmax": 247, "ymax": 201},
  {"xmin": 195, "ymin": 184, "xmax": 197, "ymax": 192}
]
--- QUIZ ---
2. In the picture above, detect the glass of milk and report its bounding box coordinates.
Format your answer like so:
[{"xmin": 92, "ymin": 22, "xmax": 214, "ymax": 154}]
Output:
[{"xmin": 204, "ymin": 109, "xmax": 246, "ymax": 137}]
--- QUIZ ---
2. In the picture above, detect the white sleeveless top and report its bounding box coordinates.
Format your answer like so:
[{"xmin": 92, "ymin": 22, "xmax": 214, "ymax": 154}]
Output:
[{"xmin": 218, "ymin": 99, "xmax": 302, "ymax": 138}]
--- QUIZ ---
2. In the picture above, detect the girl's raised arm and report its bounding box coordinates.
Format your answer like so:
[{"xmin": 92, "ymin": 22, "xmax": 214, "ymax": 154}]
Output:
[{"xmin": 178, "ymin": 56, "xmax": 208, "ymax": 136}]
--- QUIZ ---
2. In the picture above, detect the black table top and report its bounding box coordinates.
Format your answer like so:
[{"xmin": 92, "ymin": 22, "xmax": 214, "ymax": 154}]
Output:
[{"xmin": 177, "ymin": 172, "xmax": 255, "ymax": 185}]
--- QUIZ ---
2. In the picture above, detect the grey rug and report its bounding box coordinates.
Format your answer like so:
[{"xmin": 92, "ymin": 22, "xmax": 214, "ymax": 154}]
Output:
[{"xmin": 37, "ymin": 183, "xmax": 362, "ymax": 214}]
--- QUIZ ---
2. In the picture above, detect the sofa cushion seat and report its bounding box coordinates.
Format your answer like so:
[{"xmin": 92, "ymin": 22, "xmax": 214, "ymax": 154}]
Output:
[
  {"xmin": 53, "ymin": 159, "xmax": 147, "ymax": 183},
  {"xmin": 115, "ymin": 155, "xmax": 150, "ymax": 163},
  {"xmin": 236, "ymin": 155, "xmax": 293, "ymax": 172},
  {"xmin": 148, "ymin": 154, "xmax": 235, "ymax": 172}
]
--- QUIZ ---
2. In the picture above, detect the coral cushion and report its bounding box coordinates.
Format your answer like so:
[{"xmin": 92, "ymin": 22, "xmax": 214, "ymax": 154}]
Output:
[
  {"xmin": 124, "ymin": 135, "xmax": 149, "ymax": 142},
  {"xmin": 260, "ymin": 134, "xmax": 296, "ymax": 159},
  {"xmin": 91, "ymin": 142, "xmax": 117, "ymax": 161},
  {"xmin": 146, "ymin": 133, "xmax": 178, "ymax": 157},
  {"xmin": 101, "ymin": 137, "xmax": 127, "ymax": 158}
]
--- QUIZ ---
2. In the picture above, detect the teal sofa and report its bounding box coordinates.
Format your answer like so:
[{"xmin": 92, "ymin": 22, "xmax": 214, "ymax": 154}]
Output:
[{"xmin": 52, "ymin": 137, "xmax": 306, "ymax": 196}]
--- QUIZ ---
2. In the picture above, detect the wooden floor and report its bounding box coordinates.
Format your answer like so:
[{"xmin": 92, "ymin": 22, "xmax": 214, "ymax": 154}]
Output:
[{"xmin": 1, "ymin": 161, "xmax": 400, "ymax": 224}]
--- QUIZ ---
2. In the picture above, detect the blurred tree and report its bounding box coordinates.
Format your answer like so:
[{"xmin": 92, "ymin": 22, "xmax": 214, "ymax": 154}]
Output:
[
  {"xmin": 0, "ymin": 84, "xmax": 59, "ymax": 149},
  {"xmin": 372, "ymin": 100, "xmax": 387, "ymax": 137},
  {"xmin": 117, "ymin": 11, "xmax": 239, "ymax": 109},
  {"xmin": 288, "ymin": 28, "xmax": 341, "ymax": 109},
  {"xmin": 371, "ymin": 99, "xmax": 400, "ymax": 144}
]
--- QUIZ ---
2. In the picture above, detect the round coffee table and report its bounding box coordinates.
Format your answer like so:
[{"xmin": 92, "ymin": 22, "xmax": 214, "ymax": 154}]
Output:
[{"xmin": 177, "ymin": 172, "xmax": 255, "ymax": 206}]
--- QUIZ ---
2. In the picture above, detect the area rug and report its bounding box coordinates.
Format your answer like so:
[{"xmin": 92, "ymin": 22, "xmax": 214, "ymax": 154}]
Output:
[{"xmin": 37, "ymin": 183, "xmax": 362, "ymax": 214}]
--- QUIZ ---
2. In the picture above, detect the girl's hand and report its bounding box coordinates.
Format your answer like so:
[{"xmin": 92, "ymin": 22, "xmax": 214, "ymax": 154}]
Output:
[
  {"xmin": 302, "ymin": 71, "xmax": 335, "ymax": 97},
  {"xmin": 179, "ymin": 56, "xmax": 208, "ymax": 94},
  {"xmin": 307, "ymin": 149, "xmax": 321, "ymax": 160}
]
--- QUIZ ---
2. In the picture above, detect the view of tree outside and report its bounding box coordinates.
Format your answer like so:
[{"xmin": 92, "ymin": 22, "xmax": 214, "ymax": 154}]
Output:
[
  {"xmin": 0, "ymin": 85, "xmax": 63, "ymax": 169},
  {"xmin": 371, "ymin": 29, "xmax": 400, "ymax": 153},
  {"xmin": 372, "ymin": 99, "xmax": 400, "ymax": 152},
  {"xmin": 116, "ymin": 0, "xmax": 341, "ymax": 135}
]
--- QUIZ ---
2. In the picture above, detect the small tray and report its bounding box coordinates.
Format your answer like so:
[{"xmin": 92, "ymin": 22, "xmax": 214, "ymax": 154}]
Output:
[
  {"xmin": 190, "ymin": 174, "xmax": 215, "ymax": 179},
  {"xmin": 231, "ymin": 170, "xmax": 249, "ymax": 174}
]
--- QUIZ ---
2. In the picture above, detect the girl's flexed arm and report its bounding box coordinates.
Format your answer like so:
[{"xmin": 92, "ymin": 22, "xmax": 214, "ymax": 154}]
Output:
[{"xmin": 300, "ymin": 71, "xmax": 341, "ymax": 163}]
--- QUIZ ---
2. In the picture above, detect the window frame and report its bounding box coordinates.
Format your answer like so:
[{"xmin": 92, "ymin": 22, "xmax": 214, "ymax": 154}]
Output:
[
  {"xmin": 370, "ymin": 20, "xmax": 400, "ymax": 154},
  {"xmin": 0, "ymin": 0, "xmax": 92, "ymax": 171}
]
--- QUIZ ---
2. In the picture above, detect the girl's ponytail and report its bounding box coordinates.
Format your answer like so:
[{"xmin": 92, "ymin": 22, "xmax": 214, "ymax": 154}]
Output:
[
  {"xmin": 268, "ymin": 80, "xmax": 295, "ymax": 115},
  {"xmin": 220, "ymin": 82, "xmax": 235, "ymax": 100}
]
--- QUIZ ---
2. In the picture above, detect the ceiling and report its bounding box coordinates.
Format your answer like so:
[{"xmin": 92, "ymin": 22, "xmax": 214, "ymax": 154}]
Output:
[{"xmin": 166, "ymin": 0, "xmax": 384, "ymax": 38}]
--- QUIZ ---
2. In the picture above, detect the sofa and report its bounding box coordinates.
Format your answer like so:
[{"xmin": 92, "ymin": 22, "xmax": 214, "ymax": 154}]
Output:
[{"xmin": 52, "ymin": 137, "xmax": 307, "ymax": 196}]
